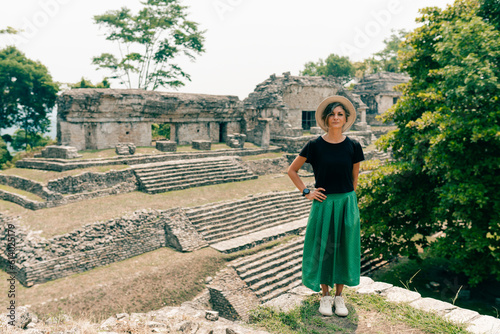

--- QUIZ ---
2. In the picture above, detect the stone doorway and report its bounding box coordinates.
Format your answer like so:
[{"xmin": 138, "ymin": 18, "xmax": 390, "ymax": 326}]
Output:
[
  {"xmin": 152, "ymin": 123, "xmax": 171, "ymax": 144},
  {"xmin": 219, "ymin": 122, "xmax": 227, "ymax": 143}
]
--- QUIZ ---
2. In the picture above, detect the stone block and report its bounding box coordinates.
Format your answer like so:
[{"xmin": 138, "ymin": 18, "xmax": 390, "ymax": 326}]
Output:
[
  {"xmin": 156, "ymin": 140, "xmax": 177, "ymax": 152},
  {"xmin": 205, "ymin": 311, "xmax": 219, "ymax": 321},
  {"xmin": 226, "ymin": 133, "xmax": 246, "ymax": 149},
  {"xmin": 41, "ymin": 145, "xmax": 81, "ymax": 159},
  {"xmin": 467, "ymin": 315, "xmax": 500, "ymax": 334},
  {"xmin": 444, "ymin": 307, "xmax": 479, "ymax": 324},
  {"xmin": 309, "ymin": 127, "xmax": 323, "ymax": 135},
  {"xmin": 379, "ymin": 286, "xmax": 421, "ymax": 303},
  {"xmin": 409, "ymin": 297, "xmax": 457, "ymax": 315},
  {"xmin": 192, "ymin": 140, "xmax": 211, "ymax": 150},
  {"xmin": 356, "ymin": 281, "xmax": 393, "ymax": 295},
  {"xmin": 115, "ymin": 143, "xmax": 136, "ymax": 155},
  {"xmin": 262, "ymin": 293, "xmax": 304, "ymax": 313}
]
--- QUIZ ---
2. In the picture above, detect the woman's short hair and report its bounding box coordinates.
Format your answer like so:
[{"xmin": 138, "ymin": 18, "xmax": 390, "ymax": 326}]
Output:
[{"xmin": 322, "ymin": 102, "xmax": 350, "ymax": 125}]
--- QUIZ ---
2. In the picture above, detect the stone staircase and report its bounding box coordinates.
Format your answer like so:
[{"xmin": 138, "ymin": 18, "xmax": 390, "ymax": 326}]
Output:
[
  {"xmin": 228, "ymin": 236, "xmax": 392, "ymax": 303},
  {"xmin": 230, "ymin": 237, "xmax": 305, "ymax": 303},
  {"xmin": 131, "ymin": 157, "xmax": 257, "ymax": 194},
  {"xmin": 184, "ymin": 191, "xmax": 312, "ymax": 246}
]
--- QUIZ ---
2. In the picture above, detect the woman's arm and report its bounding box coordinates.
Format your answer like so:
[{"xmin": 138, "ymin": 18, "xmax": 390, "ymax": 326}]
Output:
[
  {"xmin": 287, "ymin": 156, "xmax": 326, "ymax": 202},
  {"xmin": 352, "ymin": 162, "xmax": 361, "ymax": 191}
]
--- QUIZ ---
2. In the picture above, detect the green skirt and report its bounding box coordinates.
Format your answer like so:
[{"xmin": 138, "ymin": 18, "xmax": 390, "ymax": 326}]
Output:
[{"xmin": 302, "ymin": 191, "xmax": 360, "ymax": 291}]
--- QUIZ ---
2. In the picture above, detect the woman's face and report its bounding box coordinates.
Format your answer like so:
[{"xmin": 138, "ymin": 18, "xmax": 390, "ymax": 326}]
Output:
[{"xmin": 327, "ymin": 106, "xmax": 347, "ymax": 129}]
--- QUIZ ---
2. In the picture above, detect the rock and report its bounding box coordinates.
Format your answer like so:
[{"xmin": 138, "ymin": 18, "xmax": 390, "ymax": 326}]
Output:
[
  {"xmin": 115, "ymin": 313, "xmax": 129, "ymax": 320},
  {"xmin": 178, "ymin": 320, "xmax": 199, "ymax": 333},
  {"xmin": 467, "ymin": 315, "xmax": 500, "ymax": 334},
  {"xmin": 205, "ymin": 311, "xmax": 219, "ymax": 321},
  {"xmin": 192, "ymin": 140, "xmax": 211, "ymax": 150},
  {"xmin": 206, "ymin": 276, "xmax": 213, "ymax": 284},
  {"xmin": 380, "ymin": 287, "xmax": 421, "ymax": 303},
  {"xmin": 156, "ymin": 140, "xmax": 177, "ymax": 152},
  {"xmin": 115, "ymin": 143, "xmax": 136, "ymax": 155},
  {"xmin": 41, "ymin": 145, "xmax": 81, "ymax": 159},
  {"xmin": 100, "ymin": 316, "xmax": 117, "ymax": 330}
]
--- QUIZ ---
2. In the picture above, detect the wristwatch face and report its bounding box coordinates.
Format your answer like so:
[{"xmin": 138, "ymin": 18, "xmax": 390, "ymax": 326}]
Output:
[{"xmin": 302, "ymin": 188, "xmax": 310, "ymax": 196}]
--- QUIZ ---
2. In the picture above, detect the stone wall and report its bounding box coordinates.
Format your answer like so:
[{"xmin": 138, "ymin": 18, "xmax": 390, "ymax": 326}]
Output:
[
  {"xmin": 0, "ymin": 175, "xmax": 62, "ymax": 201},
  {"xmin": 57, "ymin": 89, "xmax": 244, "ymax": 150},
  {"xmin": 47, "ymin": 169, "xmax": 137, "ymax": 194},
  {"xmin": 0, "ymin": 209, "xmax": 206, "ymax": 286},
  {"xmin": 241, "ymin": 157, "xmax": 289, "ymax": 176}
]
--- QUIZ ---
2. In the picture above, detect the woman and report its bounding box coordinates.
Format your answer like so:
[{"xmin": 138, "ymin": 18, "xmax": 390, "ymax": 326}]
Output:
[{"xmin": 287, "ymin": 95, "xmax": 364, "ymax": 317}]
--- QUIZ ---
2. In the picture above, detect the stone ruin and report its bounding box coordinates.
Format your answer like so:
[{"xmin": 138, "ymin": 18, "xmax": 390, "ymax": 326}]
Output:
[
  {"xmin": 353, "ymin": 71, "xmax": 410, "ymax": 125},
  {"xmin": 57, "ymin": 89, "xmax": 243, "ymax": 150}
]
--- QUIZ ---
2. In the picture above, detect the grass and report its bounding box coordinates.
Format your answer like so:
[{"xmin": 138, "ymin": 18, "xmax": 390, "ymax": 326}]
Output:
[
  {"xmin": 0, "ymin": 173, "xmax": 314, "ymax": 238},
  {"xmin": 370, "ymin": 256, "xmax": 500, "ymax": 318},
  {"xmin": 241, "ymin": 152, "xmax": 284, "ymax": 161},
  {"xmin": 77, "ymin": 142, "xmax": 262, "ymax": 159},
  {"xmin": 250, "ymin": 289, "xmax": 468, "ymax": 334}
]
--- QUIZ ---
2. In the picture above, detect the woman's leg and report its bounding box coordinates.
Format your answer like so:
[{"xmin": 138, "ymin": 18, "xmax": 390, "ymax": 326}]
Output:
[
  {"xmin": 335, "ymin": 284, "xmax": 344, "ymax": 296},
  {"xmin": 321, "ymin": 284, "xmax": 329, "ymax": 297}
]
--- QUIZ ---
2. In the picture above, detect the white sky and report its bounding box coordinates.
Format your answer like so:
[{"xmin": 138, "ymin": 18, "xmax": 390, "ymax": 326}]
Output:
[{"xmin": 0, "ymin": 0, "xmax": 454, "ymax": 137}]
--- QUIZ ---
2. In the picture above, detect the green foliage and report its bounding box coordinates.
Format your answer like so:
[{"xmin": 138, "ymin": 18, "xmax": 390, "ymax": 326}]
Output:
[
  {"xmin": 0, "ymin": 46, "xmax": 59, "ymax": 135},
  {"xmin": 71, "ymin": 77, "xmax": 110, "ymax": 89},
  {"xmin": 478, "ymin": 0, "xmax": 500, "ymax": 30},
  {"xmin": 0, "ymin": 136, "xmax": 11, "ymax": 166},
  {"xmin": 11, "ymin": 129, "xmax": 55, "ymax": 151},
  {"xmin": 359, "ymin": 0, "xmax": 500, "ymax": 286},
  {"xmin": 151, "ymin": 123, "xmax": 170, "ymax": 140},
  {"xmin": 301, "ymin": 53, "xmax": 355, "ymax": 83},
  {"xmin": 353, "ymin": 30, "xmax": 410, "ymax": 78},
  {"xmin": 92, "ymin": 0, "xmax": 205, "ymax": 90}
]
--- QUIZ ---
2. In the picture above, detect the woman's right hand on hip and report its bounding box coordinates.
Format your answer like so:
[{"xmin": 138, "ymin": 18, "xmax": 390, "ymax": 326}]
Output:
[{"xmin": 305, "ymin": 188, "xmax": 327, "ymax": 202}]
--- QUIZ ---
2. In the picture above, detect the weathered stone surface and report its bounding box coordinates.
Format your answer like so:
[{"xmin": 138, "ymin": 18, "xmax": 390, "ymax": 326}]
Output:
[
  {"xmin": 192, "ymin": 140, "xmax": 211, "ymax": 150},
  {"xmin": 356, "ymin": 281, "xmax": 393, "ymax": 295},
  {"xmin": 262, "ymin": 292, "xmax": 304, "ymax": 313},
  {"xmin": 309, "ymin": 126, "xmax": 323, "ymax": 135},
  {"xmin": 115, "ymin": 143, "xmax": 136, "ymax": 155},
  {"xmin": 241, "ymin": 156, "xmax": 288, "ymax": 176},
  {"xmin": 57, "ymin": 89, "xmax": 243, "ymax": 149},
  {"xmin": 208, "ymin": 267, "xmax": 260, "ymax": 322},
  {"xmin": 0, "ymin": 174, "xmax": 62, "ymax": 201},
  {"xmin": 205, "ymin": 311, "xmax": 219, "ymax": 321},
  {"xmin": 156, "ymin": 140, "xmax": 177, "ymax": 152},
  {"xmin": 379, "ymin": 286, "xmax": 421, "ymax": 303},
  {"xmin": 41, "ymin": 145, "xmax": 81, "ymax": 159},
  {"xmin": 226, "ymin": 134, "xmax": 246, "ymax": 149},
  {"xmin": 161, "ymin": 209, "xmax": 208, "ymax": 252},
  {"xmin": 443, "ymin": 307, "xmax": 479, "ymax": 324},
  {"xmin": 353, "ymin": 71, "xmax": 410, "ymax": 121},
  {"xmin": 467, "ymin": 315, "xmax": 500, "ymax": 334},
  {"xmin": 409, "ymin": 297, "xmax": 457, "ymax": 315}
]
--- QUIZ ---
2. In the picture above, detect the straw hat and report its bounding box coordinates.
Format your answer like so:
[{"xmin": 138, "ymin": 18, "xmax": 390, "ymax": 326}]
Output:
[{"xmin": 315, "ymin": 96, "xmax": 357, "ymax": 133}]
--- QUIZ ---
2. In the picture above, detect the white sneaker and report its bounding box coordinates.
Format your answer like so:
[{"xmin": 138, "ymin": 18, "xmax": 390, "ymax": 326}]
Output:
[
  {"xmin": 318, "ymin": 296, "xmax": 333, "ymax": 316},
  {"xmin": 334, "ymin": 295, "xmax": 348, "ymax": 317}
]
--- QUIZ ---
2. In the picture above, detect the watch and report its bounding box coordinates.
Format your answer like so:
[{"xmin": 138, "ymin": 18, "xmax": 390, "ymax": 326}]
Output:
[{"xmin": 302, "ymin": 188, "xmax": 310, "ymax": 196}]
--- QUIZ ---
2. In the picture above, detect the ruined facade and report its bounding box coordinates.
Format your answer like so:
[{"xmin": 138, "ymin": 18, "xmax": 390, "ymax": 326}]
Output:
[
  {"xmin": 353, "ymin": 71, "xmax": 410, "ymax": 124},
  {"xmin": 243, "ymin": 72, "xmax": 368, "ymax": 141},
  {"xmin": 57, "ymin": 89, "xmax": 243, "ymax": 149}
]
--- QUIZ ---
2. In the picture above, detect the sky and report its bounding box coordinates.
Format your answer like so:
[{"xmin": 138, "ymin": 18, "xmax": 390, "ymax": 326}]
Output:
[{"xmin": 0, "ymin": 0, "xmax": 454, "ymax": 137}]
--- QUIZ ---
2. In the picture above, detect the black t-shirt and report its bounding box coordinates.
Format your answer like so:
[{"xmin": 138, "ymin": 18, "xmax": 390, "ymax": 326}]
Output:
[{"xmin": 299, "ymin": 136, "xmax": 365, "ymax": 194}]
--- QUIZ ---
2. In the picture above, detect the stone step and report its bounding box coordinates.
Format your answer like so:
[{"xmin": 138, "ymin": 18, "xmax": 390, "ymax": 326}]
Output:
[
  {"xmin": 136, "ymin": 162, "xmax": 238, "ymax": 179},
  {"xmin": 210, "ymin": 218, "xmax": 308, "ymax": 253},
  {"xmin": 201, "ymin": 209, "xmax": 307, "ymax": 242},
  {"xmin": 131, "ymin": 157, "xmax": 234, "ymax": 172},
  {"xmin": 184, "ymin": 191, "xmax": 302, "ymax": 217},
  {"xmin": 234, "ymin": 241, "xmax": 304, "ymax": 277},
  {"xmin": 230, "ymin": 237, "xmax": 305, "ymax": 269},
  {"xmin": 242, "ymin": 256, "xmax": 303, "ymax": 287},
  {"xmin": 196, "ymin": 203, "xmax": 310, "ymax": 234},
  {"xmin": 260, "ymin": 279, "xmax": 303, "ymax": 303},
  {"xmin": 146, "ymin": 175, "xmax": 257, "ymax": 194},
  {"xmin": 248, "ymin": 259, "xmax": 302, "ymax": 292},
  {"xmin": 188, "ymin": 196, "xmax": 310, "ymax": 227},
  {"xmin": 140, "ymin": 169, "xmax": 252, "ymax": 187},
  {"xmin": 254, "ymin": 270, "xmax": 303, "ymax": 301}
]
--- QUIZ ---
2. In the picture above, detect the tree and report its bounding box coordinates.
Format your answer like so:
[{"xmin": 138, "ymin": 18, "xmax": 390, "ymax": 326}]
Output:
[
  {"xmin": 0, "ymin": 136, "xmax": 11, "ymax": 167},
  {"xmin": 71, "ymin": 77, "xmax": 111, "ymax": 89},
  {"xmin": 358, "ymin": 0, "xmax": 500, "ymax": 286},
  {"xmin": 301, "ymin": 54, "xmax": 355, "ymax": 82},
  {"xmin": 11, "ymin": 129, "xmax": 54, "ymax": 151},
  {"xmin": 374, "ymin": 30, "xmax": 411, "ymax": 73},
  {"xmin": 0, "ymin": 46, "xmax": 59, "ymax": 148},
  {"xmin": 93, "ymin": 0, "xmax": 206, "ymax": 90}
]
